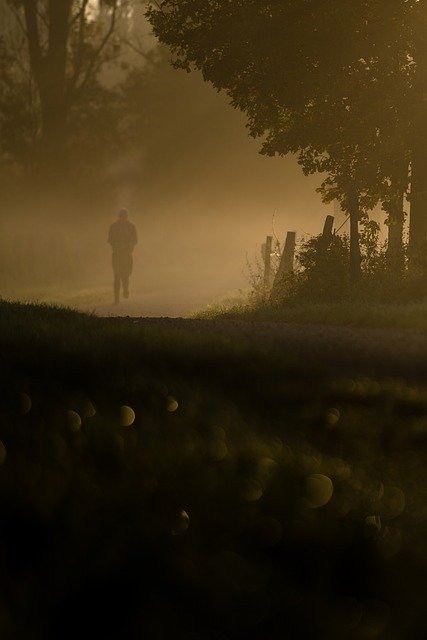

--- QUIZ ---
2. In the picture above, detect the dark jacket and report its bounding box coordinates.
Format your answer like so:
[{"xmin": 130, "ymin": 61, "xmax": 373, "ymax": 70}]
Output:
[{"xmin": 108, "ymin": 220, "xmax": 137, "ymax": 253}]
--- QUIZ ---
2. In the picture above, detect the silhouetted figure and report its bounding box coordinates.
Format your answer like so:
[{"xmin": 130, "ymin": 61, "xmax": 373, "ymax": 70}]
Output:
[{"xmin": 108, "ymin": 209, "xmax": 138, "ymax": 304}]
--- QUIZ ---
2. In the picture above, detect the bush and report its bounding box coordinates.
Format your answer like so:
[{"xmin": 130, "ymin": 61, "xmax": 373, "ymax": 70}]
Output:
[
  {"xmin": 265, "ymin": 220, "xmax": 425, "ymax": 305},
  {"xmin": 280, "ymin": 234, "xmax": 351, "ymax": 304}
]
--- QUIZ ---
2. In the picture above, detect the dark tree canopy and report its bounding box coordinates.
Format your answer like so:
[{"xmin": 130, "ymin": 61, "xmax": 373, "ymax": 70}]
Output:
[
  {"xmin": 148, "ymin": 0, "xmax": 427, "ymax": 259},
  {"xmin": 0, "ymin": 0, "xmax": 140, "ymax": 180}
]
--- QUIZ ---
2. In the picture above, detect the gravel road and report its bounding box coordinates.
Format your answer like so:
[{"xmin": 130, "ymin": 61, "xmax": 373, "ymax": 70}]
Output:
[{"xmin": 123, "ymin": 317, "xmax": 427, "ymax": 382}]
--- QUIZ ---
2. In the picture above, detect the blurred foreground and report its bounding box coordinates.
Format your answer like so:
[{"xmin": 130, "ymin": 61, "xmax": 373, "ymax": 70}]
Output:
[{"xmin": 0, "ymin": 302, "xmax": 427, "ymax": 638}]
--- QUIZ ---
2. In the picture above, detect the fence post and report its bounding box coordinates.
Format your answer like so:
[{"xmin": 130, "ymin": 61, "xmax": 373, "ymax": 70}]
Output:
[
  {"xmin": 318, "ymin": 215, "xmax": 335, "ymax": 254},
  {"xmin": 263, "ymin": 235, "xmax": 273, "ymax": 290},
  {"xmin": 322, "ymin": 215, "xmax": 334, "ymax": 240},
  {"xmin": 270, "ymin": 231, "xmax": 296, "ymax": 301}
]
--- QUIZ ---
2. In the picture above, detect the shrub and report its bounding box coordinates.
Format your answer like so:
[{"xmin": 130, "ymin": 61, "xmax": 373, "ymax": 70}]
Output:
[{"xmin": 252, "ymin": 219, "xmax": 425, "ymax": 306}]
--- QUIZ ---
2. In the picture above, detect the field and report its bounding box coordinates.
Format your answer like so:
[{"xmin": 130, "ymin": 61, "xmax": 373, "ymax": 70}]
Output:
[{"xmin": 0, "ymin": 300, "xmax": 427, "ymax": 638}]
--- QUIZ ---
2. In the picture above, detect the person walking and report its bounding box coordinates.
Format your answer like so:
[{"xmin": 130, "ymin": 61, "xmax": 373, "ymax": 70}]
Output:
[{"xmin": 108, "ymin": 209, "xmax": 138, "ymax": 304}]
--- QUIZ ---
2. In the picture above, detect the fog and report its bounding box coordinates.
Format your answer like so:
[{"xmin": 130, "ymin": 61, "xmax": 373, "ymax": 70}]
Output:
[
  {"xmin": 0, "ymin": 6, "xmax": 342, "ymax": 317},
  {"xmin": 3, "ymin": 68, "xmax": 339, "ymax": 317}
]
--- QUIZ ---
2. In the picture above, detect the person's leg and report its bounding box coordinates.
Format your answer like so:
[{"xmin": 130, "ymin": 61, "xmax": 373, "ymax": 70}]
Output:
[
  {"xmin": 123, "ymin": 274, "xmax": 129, "ymax": 299},
  {"xmin": 114, "ymin": 273, "xmax": 120, "ymax": 304},
  {"xmin": 112, "ymin": 253, "xmax": 121, "ymax": 304},
  {"xmin": 122, "ymin": 253, "xmax": 132, "ymax": 299}
]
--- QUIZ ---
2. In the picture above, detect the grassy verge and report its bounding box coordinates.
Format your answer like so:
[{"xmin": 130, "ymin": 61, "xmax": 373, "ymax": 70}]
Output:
[
  {"xmin": 196, "ymin": 298, "xmax": 427, "ymax": 332},
  {"xmin": 0, "ymin": 300, "xmax": 427, "ymax": 638}
]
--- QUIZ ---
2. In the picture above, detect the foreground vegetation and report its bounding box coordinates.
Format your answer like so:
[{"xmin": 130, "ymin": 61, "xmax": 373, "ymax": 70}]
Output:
[
  {"xmin": 197, "ymin": 227, "xmax": 427, "ymax": 332},
  {"xmin": 0, "ymin": 300, "xmax": 426, "ymax": 638},
  {"xmin": 196, "ymin": 299, "xmax": 427, "ymax": 332}
]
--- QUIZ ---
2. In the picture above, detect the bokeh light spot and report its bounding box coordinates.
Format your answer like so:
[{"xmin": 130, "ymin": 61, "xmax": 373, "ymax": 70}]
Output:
[
  {"xmin": 67, "ymin": 410, "xmax": 82, "ymax": 432},
  {"xmin": 82, "ymin": 399, "xmax": 96, "ymax": 418},
  {"xmin": 211, "ymin": 425, "xmax": 226, "ymax": 440},
  {"xmin": 326, "ymin": 407, "xmax": 340, "ymax": 426},
  {"xmin": 241, "ymin": 478, "xmax": 263, "ymax": 501},
  {"xmin": 208, "ymin": 439, "xmax": 228, "ymax": 461},
  {"xmin": 331, "ymin": 457, "xmax": 351, "ymax": 479},
  {"xmin": 305, "ymin": 474, "xmax": 334, "ymax": 508},
  {"xmin": 166, "ymin": 396, "xmax": 179, "ymax": 412},
  {"xmin": 256, "ymin": 457, "xmax": 279, "ymax": 487},
  {"xmin": 269, "ymin": 436, "xmax": 283, "ymax": 456},
  {"xmin": 172, "ymin": 509, "xmax": 190, "ymax": 535},
  {"xmin": 19, "ymin": 393, "xmax": 31, "ymax": 415},
  {"xmin": 120, "ymin": 405, "xmax": 135, "ymax": 427},
  {"xmin": 380, "ymin": 486, "xmax": 405, "ymax": 520}
]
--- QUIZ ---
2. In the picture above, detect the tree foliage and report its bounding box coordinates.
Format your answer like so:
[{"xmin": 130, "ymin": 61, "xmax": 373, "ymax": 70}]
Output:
[
  {"xmin": 0, "ymin": 0, "xmax": 152, "ymax": 179},
  {"xmin": 147, "ymin": 0, "xmax": 425, "ymax": 250}
]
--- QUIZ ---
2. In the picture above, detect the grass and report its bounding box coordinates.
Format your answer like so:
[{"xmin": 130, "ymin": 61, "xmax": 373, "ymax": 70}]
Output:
[
  {"xmin": 0, "ymin": 299, "xmax": 427, "ymax": 638},
  {"xmin": 196, "ymin": 297, "xmax": 427, "ymax": 332}
]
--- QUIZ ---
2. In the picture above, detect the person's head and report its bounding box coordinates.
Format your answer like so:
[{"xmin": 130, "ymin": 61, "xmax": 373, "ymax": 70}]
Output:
[{"xmin": 118, "ymin": 208, "xmax": 129, "ymax": 220}]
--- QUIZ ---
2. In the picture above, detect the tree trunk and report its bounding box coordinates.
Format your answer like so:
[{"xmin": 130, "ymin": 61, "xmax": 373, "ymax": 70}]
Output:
[
  {"xmin": 410, "ymin": 7, "xmax": 427, "ymax": 261},
  {"xmin": 348, "ymin": 188, "xmax": 361, "ymax": 282},
  {"xmin": 409, "ymin": 136, "xmax": 427, "ymax": 260},
  {"xmin": 23, "ymin": 0, "xmax": 72, "ymax": 177},
  {"xmin": 41, "ymin": 0, "xmax": 72, "ymax": 174}
]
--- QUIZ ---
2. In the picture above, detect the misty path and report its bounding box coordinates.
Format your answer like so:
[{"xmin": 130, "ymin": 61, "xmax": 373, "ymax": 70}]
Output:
[
  {"xmin": 3, "ymin": 280, "xmax": 243, "ymax": 318},
  {"xmin": 123, "ymin": 317, "xmax": 427, "ymax": 382}
]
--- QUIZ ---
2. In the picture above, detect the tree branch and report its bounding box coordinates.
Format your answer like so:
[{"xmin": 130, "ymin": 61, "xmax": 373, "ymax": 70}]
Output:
[
  {"xmin": 68, "ymin": 0, "xmax": 90, "ymax": 95},
  {"xmin": 69, "ymin": 0, "xmax": 89, "ymax": 30},
  {"xmin": 22, "ymin": 0, "xmax": 44, "ymax": 85},
  {"xmin": 121, "ymin": 37, "xmax": 149, "ymax": 60},
  {"xmin": 36, "ymin": 6, "xmax": 48, "ymax": 28},
  {"xmin": 7, "ymin": 2, "xmax": 28, "ymax": 39},
  {"xmin": 75, "ymin": 0, "xmax": 118, "ymax": 93},
  {"xmin": 147, "ymin": 0, "xmax": 162, "ymax": 10}
]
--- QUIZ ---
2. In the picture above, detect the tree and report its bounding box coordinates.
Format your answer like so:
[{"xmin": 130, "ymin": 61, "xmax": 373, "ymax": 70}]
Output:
[
  {"xmin": 147, "ymin": 0, "xmax": 424, "ymax": 270},
  {"xmin": 0, "ymin": 22, "xmax": 40, "ymax": 170},
  {"xmin": 2, "ymin": 0, "xmax": 139, "ymax": 177}
]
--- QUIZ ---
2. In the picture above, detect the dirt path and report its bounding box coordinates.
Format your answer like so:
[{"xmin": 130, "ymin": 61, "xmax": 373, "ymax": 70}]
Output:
[
  {"xmin": 122, "ymin": 317, "xmax": 427, "ymax": 382},
  {"xmin": 4, "ymin": 282, "xmax": 241, "ymax": 318}
]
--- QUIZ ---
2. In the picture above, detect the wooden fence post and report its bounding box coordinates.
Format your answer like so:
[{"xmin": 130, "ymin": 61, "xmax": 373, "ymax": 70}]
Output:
[
  {"xmin": 263, "ymin": 235, "xmax": 273, "ymax": 289},
  {"xmin": 270, "ymin": 231, "xmax": 296, "ymax": 300},
  {"xmin": 322, "ymin": 215, "xmax": 334, "ymax": 239},
  {"xmin": 318, "ymin": 215, "xmax": 335, "ymax": 253}
]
